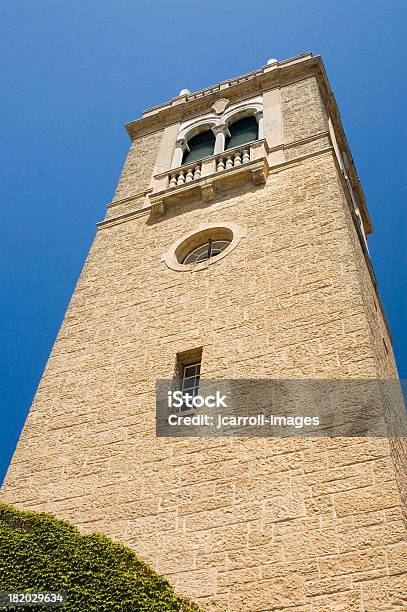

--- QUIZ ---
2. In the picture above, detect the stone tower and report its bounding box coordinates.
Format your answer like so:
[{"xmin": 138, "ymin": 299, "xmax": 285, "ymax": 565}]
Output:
[{"xmin": 2, "ymin": 54, "xmax": 406, "ymax": 611}]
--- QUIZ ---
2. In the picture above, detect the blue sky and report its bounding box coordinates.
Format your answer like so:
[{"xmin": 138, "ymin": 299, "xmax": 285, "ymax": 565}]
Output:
[{"xmin": 1, "ymin": 0, "xmax": 406, "ymax": 484}]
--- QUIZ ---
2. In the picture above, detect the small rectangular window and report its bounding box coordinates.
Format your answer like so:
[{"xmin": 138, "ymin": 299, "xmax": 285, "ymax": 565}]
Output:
[{"xmin": 175, "ymin": 348, "xmax": 202, "ymax": 412}]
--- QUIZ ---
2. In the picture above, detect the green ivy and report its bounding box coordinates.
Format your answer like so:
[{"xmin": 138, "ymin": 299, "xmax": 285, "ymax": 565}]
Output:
[{"xmin": 0, "ymin": 504, "xmax": 202, "ymax": 612}]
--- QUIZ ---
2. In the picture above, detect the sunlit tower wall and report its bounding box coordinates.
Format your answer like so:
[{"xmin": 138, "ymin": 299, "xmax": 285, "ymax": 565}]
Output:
[{"xmin": 2, "ymin": 54, "xmax": 406, "ymax": 611}]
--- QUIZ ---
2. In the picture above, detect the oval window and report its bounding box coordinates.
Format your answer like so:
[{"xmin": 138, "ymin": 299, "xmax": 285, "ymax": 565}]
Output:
[
  {"xmin": 183, "ymin": 240, "xmax": 231, "ymax": 265},
  {"xmin": 175, "ymin": 227, "xmax": 234, "ymax": 266},
  {"xmin": 162, "ymin": 223, "xmax": 245, "ymax": 272}
]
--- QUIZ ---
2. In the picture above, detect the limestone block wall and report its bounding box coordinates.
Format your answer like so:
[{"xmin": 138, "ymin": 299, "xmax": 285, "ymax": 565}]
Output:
[
  {"xmin": 281, "ymin": 76, "xmax": 328, "ymax": 144},
  {"xmin": 2, "ymin": 148, "xmax": 406, "ymax": 611},
  {"xmin": 112, "ymin": 130, "xmax": 162, "ymax": 201},
  {"xmin": 3, "ymin": 67, "xmax": 406, "ymax": 611}
]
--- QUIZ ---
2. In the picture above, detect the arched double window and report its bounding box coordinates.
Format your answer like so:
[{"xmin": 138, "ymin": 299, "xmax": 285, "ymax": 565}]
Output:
[
  {"xmin": 182, "ymin": 130, "xmax": 215, "ymax": 165},
  {"xmin": 225, "ymin": 115, "xmax": 258, "ymax": 150},
  {"xmin": 173, "ymin": 108, "xmax": 262, "ymax": 169}
]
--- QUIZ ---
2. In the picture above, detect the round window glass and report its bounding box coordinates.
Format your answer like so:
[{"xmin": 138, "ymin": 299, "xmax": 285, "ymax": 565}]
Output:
[
  {"xmin": 164, "ymin": 224, "xmax": 244, "ymax": 272},
  {"xmin": 183, "ymin": 240, "xmax": 231, "ymax": 265}
]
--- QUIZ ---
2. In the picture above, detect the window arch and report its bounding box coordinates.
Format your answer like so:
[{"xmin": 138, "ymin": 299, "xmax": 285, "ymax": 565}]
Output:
[
  {"xmin": 225, "ymin": 115, "xmax": 258, "ymax": 150},
  {"xmin": 182, "ymin": 130, "xmax": 215, "ymax": 164}
]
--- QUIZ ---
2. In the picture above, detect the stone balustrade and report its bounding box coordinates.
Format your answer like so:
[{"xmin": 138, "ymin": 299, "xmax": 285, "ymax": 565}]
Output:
[
  {"xmin": 150, "ymin": 139, "xmax": 270, "ymax": 217},
  {"xmin": 168, "ymin": 162, "xmax": 202, "ymax": 187},
  {"xmin": 166, "ymin": 145, "xmax": 252, "ymax": 190},
  {"xmin": 215, "ymin": 146, "xmax": 250, "ymax": 172}
]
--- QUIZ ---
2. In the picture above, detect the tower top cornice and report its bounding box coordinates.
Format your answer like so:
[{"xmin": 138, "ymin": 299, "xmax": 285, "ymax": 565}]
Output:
[
  {"xmin": 124, "ymin": 52, "xmax": 372, "ymax": 234},
  {"xmin": 125, "ymin": 53, "xmax": 315, "ymax": 140}
]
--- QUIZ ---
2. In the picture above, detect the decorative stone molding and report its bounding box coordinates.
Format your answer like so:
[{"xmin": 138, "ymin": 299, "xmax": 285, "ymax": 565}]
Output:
[
  {"xmin": 170, "ymin": 138, "xmax": 190, "ymax": 170},
  {"xmin": 162, "ymin": 222, "xmax": 246, "ymax": 272},
  {"xmin": 176, "ymin": 137, "xmax": 189, "ymax": 149},
  {"xmin": 212, "ymin": 123, "xmax": 230, "ymax": 154},
  {"xmin": 211, "ymin": 123, "xmax": 230, "ymax": 136},
  {"xmin": 151, "ymin": 199, "xmax": 166, "ymax": 218},
  {"xmin": 211, "ymin": 98, "xmax": 230, "ymax": 115},
  {"xmin": 252, "ymin": 161, "xmax": 268, "ymax": 185},
  {"xmin": 255, "ymin": 110, "xmax": 264, "ymax": 139},
  {"xmin": 222, "ymin": 99, "xmax": 263, "ymax": 130},
  {"xmin": 200, "ymin": 182, "xmax": 214, "ymax": 202},
  {"xmin": 177, "ymin": 119, "xmax": 218, "ymax": 144}
]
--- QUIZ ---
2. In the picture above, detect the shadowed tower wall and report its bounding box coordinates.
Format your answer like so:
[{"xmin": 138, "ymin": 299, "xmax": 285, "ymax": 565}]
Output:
[{"xmin": 2, "ymin": 54, "xmax": 406, "ymax": 611}]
